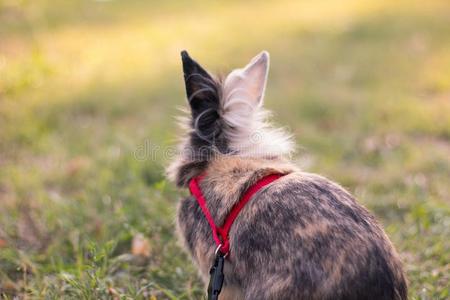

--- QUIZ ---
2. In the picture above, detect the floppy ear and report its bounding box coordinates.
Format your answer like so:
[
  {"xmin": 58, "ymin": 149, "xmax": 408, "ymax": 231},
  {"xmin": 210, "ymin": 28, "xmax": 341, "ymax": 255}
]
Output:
[
  {"xmin": 181, "ymin": 51, "xmax": 220, "ymax": 118},
  {"xmin": 223, "ymin": 51, "xmax": 269, "ymax": 108}
]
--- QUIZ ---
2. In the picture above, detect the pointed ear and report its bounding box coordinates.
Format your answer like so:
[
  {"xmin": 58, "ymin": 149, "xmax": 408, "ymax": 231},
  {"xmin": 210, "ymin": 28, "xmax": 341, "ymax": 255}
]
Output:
[
  {"xmin": 223, "ymin": 51, "xmax": 269, "ymax": 107},
  {"xmin": 181, "ymin": 51, "xmax": 219, "ymax": 117}
]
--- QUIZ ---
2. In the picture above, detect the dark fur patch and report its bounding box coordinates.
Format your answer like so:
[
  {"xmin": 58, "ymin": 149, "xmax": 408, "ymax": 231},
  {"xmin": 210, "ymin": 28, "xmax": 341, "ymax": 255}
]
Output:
[
  {"xmin": 174, "ymin": 160, "xmax": 208, "ymax": 187},
  {"xmin": 181, "ymin": 51, "xmax": 228, "ymax": 155}
]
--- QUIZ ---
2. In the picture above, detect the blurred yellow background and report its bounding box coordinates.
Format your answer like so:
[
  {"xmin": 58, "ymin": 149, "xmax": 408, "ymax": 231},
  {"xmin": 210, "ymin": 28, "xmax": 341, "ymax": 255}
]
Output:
[{"xmin": 0, "ymin": 0, "xmax": 449, "ymax": 299}]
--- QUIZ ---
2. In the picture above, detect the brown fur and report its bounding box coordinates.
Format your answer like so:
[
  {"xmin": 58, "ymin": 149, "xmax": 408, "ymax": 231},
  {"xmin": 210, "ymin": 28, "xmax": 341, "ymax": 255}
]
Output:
[{"xmin": 175, "ymin": 156, "xmax": 407, "ymax": 300}]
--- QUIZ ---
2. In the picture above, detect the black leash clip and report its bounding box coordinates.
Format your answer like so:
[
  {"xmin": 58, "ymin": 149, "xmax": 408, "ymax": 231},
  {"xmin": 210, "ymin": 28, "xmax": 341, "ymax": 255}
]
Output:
[{"xmin": 207, "ymin": 252, "xmax": 225, "ymax": 300}]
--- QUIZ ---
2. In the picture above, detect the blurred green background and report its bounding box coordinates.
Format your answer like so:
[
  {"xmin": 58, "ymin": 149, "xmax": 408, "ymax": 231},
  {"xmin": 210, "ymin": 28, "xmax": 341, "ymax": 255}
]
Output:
[{"xmin": 0, "ymin": 0, "xmax": 449, "ymax": 299}]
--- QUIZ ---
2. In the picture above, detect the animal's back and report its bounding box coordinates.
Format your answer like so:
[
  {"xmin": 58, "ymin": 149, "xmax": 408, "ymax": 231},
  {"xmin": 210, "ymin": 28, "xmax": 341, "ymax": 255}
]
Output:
[{"xmin": 228, "ymin": 172, "xmax": 408, "ymax": 300}]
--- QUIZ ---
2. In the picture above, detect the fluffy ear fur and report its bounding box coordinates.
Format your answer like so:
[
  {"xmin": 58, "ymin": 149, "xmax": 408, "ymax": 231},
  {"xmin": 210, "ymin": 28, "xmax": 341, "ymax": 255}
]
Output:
[
  {"xmin": 220, "ymin": 51, "xmax": 294, "ymax": 157},
  {"xmin": 181, "ymin": 51, "xmax": 225, "ymax": 149},
  {"xmin": 223, "ymin": 51, "xmax": 269, "ymax": 107},
  {"xmin": 181, "ymin": 51, "xmax": 219, "ymax": 123}
]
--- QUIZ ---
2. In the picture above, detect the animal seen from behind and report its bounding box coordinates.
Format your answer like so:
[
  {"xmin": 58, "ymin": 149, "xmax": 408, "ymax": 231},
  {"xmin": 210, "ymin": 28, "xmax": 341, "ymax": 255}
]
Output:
[{"xmin": 167, "ymin": 50, "xmax": 408, "ymax": 300}]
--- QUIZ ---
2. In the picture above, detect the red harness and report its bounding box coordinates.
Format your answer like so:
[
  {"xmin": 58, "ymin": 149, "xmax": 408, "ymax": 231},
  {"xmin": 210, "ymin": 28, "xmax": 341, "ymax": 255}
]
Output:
[{"xmin": 189, "ymin": 173, "xmax": 284, "ymax": 256}]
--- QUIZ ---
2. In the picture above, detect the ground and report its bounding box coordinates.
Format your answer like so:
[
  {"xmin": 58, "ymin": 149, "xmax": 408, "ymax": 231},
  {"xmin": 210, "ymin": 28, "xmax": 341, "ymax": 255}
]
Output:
[{"xmin": 0, "ymin": 0, "xmax": 449, "ymax": 299}]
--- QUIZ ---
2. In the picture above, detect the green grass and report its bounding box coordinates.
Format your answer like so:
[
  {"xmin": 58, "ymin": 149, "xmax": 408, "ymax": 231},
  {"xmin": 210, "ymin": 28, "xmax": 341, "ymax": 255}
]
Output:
[{"xmin": 0, "ymin": 0, "xmax": 449, "ymax": 299}]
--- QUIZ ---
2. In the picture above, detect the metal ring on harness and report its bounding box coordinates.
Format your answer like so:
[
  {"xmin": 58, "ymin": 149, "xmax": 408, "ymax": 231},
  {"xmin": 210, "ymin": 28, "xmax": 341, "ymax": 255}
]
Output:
[
  {"xmin": 214, "ymin": 244, "xmax": 229, "ymax": 258},
  {"xmin": 214, "ymin": 244, "xmax": 222, "ymax": 256}
]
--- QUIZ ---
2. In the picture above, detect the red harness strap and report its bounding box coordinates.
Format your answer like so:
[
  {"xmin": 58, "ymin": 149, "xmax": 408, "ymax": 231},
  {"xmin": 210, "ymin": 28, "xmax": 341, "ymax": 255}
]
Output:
[{"xmin": 189, "ymin": 173, "xmax": 284, "ymax": 255}]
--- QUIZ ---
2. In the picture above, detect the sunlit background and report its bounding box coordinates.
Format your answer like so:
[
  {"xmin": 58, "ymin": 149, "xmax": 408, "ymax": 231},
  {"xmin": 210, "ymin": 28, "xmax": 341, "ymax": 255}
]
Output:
[{"xmin": 1, "ymin": 0, "xmax": 449, "ymax": 298}]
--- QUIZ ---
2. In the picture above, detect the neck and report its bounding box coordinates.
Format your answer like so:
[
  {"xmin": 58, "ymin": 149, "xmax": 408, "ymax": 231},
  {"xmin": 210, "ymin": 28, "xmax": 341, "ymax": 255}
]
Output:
[{"xmin": 185, "ymin": 156, "xmax": 297, "ymax": 224}]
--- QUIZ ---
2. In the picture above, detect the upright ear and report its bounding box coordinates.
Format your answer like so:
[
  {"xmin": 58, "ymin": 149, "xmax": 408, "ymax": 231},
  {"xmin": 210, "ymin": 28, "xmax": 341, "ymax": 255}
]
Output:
[
  {"xmin": 181, "ymin": 51, "xmax": 220, "ymax": 118},
  {"xmin": 223, "ymin": 51, "xmax": 269, "ymax": 108}
]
